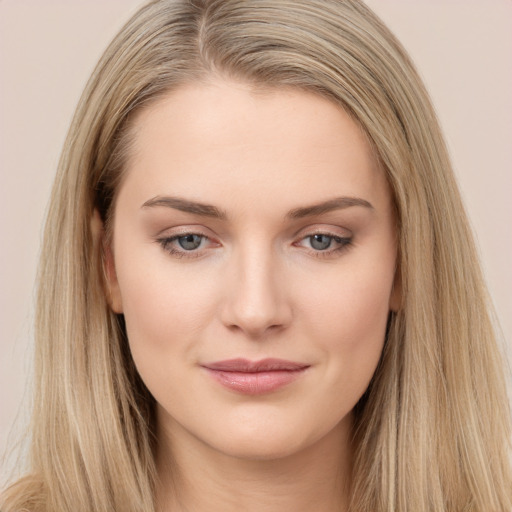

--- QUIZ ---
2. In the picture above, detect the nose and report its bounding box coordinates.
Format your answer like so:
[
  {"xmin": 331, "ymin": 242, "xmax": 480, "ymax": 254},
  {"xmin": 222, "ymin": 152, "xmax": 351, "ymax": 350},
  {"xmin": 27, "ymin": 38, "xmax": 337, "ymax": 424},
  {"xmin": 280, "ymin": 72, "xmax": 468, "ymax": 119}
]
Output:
[{"xmin": 219, "ymin": 244, "xmax": 292, "ymax": 338}]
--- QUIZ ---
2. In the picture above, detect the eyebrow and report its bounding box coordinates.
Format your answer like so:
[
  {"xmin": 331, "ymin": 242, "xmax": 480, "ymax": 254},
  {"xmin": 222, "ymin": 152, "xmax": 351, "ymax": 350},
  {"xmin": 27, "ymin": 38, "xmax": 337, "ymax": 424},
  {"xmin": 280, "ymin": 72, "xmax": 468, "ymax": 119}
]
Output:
[
  {"xmin": 142, "ymin": 196, "xmax": 228, "ymax": 219},
  {"xmin": 141, "ymin": 195, "xmax": 373, "ymax": 220},
  {"xmin": 286, "ymin": 196, "xmax": 374, "ymax": 219}
]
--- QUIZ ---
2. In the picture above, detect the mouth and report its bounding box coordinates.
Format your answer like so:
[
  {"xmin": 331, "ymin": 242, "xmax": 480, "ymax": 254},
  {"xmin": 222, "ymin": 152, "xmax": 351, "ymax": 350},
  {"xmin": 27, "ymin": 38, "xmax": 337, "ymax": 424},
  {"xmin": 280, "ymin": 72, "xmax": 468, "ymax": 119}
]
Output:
[{"xmin": 200, "ymin": 358, "xmax": 310, "ymax": 395}]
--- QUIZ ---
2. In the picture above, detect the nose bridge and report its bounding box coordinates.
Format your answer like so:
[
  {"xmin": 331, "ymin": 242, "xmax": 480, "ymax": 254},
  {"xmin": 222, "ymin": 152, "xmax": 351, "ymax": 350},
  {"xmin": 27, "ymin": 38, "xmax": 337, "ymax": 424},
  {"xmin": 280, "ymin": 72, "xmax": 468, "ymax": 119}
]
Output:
[{"xmin": 220, "ymin": 238, "xmax": 291, "ymax": 337}]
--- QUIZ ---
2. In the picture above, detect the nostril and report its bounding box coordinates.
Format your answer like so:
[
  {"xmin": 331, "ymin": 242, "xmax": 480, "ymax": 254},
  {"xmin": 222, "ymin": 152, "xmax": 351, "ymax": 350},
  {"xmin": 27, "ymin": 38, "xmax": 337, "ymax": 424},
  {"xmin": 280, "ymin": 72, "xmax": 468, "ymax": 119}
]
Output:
[
  {"xmin": 222, "ymin": 304, "xmax": 292, "ymax": 339},
  {"xmin": 218, "ymin": 253, "xmax": 293, "ymax": 337}
]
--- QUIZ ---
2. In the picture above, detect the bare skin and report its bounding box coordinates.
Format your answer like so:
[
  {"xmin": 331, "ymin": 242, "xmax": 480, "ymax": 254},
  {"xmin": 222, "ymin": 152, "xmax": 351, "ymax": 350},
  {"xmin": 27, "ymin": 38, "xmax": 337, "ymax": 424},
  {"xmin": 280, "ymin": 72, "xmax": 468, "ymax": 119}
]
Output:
[
  {"xmin": 106, "ymin": 78, "xmax": 398, "ymax": 511},
  {"xmin": 156, "ymin": 411, "xmax": 351, "ymax": 512}
]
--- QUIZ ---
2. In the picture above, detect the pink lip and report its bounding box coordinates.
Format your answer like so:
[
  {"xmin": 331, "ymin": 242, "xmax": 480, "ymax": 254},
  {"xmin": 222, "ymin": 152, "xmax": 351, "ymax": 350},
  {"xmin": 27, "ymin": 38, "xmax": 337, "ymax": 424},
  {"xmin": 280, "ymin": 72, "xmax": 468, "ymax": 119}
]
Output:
[{"xmin": 201, "ymin": 358, "xmax": 309, "ymax": 395}]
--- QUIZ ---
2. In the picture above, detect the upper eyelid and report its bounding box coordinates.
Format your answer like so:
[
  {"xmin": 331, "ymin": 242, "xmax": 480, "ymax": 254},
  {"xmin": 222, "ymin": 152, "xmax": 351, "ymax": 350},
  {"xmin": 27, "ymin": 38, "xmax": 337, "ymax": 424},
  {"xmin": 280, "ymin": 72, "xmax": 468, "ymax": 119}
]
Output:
[
  {"xmin": 293, "ymin": 224, "xmax": 352, "ymax": 239},
  {"xmin": 154, "ymin": 218, "xmax": 351, "ymax": 233},
  {"xmin": 154, "ymin": 224, "xmax": 212, "ymax": 237},
  {"xmin": 156, "ymin": 225, "xmax": 352, "ymax": 241}
]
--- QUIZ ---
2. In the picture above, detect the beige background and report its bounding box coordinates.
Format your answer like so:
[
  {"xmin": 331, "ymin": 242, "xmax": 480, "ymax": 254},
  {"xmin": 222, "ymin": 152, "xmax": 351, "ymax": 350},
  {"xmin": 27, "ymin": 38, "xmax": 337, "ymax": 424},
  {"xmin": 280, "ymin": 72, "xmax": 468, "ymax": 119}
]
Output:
[{"xmin": 1, "ymin": 0, "xmax": 511, "ymax": 477}]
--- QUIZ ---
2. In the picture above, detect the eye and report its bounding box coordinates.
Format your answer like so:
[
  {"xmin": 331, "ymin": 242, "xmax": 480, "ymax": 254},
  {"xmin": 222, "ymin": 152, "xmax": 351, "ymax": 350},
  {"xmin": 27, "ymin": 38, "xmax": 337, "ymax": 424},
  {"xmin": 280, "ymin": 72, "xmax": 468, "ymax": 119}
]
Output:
[
  {"xmin": 176, "ymin": 234, "xmax": 203, "ymax": 251},
  {"xmin": 309, "ymin": 234, "xmax": 335, "ymax": 251},
  {"xmin": 156, "ymin": 232, "xmax": 216, "ymax": 259},
  {"xmin": 295, "ymin": 232, "xmax": 353, "ymax": 258}
]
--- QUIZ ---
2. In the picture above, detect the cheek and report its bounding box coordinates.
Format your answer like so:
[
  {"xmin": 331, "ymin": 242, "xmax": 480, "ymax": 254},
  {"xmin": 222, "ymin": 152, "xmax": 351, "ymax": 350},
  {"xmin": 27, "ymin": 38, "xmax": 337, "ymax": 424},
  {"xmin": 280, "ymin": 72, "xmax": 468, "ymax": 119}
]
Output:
[
  {"xmin": 115, "ymin": 253, "xmax": 221, "ymax": 373},
  {"xmin": 297, "ymin": 259, "xmax": 393, "ymax": 389},
  {"xmin": 300, "ymin": 256, "xmax": 392, "ymax": 334}
]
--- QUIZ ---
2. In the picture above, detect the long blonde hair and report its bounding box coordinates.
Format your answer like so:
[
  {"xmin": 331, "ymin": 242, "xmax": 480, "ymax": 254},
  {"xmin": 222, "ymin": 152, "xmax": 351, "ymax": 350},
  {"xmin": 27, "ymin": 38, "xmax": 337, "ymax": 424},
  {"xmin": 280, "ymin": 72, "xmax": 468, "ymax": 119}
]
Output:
[{"xmin": 2, "ymin": 1, "xmax": 511, "ymax": 510}]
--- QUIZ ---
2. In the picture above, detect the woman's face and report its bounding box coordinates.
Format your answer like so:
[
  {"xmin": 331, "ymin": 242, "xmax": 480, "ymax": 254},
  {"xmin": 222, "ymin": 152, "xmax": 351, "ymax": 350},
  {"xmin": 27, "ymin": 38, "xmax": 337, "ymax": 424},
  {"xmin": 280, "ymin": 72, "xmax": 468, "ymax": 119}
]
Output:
[{"xmin": 107, "ymin": 79, "xmax": 399, "ymax": 460}]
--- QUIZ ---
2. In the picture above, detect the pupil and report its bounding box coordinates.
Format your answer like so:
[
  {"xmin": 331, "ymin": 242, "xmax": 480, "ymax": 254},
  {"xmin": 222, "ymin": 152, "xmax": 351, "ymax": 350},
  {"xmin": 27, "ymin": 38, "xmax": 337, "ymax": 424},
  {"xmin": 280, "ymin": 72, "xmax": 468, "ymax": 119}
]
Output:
[
  {"xmin": 178, "ymin": 234, "xmax": 202, "ymax": 250},
  {"xmin": 311, "ymin": 234, "xmax": 332, "ymax": 250}
]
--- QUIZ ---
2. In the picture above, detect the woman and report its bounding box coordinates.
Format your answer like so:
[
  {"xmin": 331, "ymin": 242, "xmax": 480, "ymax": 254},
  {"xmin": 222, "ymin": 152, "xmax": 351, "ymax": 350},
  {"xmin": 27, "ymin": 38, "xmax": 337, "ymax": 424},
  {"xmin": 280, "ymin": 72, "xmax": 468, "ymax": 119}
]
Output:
[{"xmin": 1, "ymin": 0, "xmax": 511, "ymax": 510}]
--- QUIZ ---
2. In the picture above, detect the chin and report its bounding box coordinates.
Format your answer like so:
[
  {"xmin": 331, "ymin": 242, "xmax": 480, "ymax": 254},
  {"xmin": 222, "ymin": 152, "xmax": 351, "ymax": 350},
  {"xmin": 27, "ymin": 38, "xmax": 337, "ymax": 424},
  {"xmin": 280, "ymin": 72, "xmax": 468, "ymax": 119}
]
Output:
[
  {"xmin": 203, "ymin": 414, "xmax": 345, "ymax": 463},
  {"xmin": 210, "ymin": 432, "xmax": 310, "ymax": 462}
]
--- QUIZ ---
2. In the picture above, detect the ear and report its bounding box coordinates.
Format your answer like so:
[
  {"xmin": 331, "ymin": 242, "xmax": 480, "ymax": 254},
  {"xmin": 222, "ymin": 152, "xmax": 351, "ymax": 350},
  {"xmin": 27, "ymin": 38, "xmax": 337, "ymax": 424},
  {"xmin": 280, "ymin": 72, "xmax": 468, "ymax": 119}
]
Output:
[
  {"xmin": 389, "ymin": 263, "xmax": 402, "ymax": 313},
  {"xmin": 91, "ymin": 209, "xmax": 124, "ymax": 313}
]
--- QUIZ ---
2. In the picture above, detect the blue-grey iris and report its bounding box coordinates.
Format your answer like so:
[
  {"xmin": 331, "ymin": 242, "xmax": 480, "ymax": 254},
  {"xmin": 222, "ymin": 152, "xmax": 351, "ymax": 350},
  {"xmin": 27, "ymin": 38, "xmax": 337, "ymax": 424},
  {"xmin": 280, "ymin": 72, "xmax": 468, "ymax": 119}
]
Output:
[
  {"xmin": 178, "ymin": 234, "xmax": 202, "ymax": 250},
  {"xmin": 310, "ymin": 234, "xmax": 333, "ymax": 250}
]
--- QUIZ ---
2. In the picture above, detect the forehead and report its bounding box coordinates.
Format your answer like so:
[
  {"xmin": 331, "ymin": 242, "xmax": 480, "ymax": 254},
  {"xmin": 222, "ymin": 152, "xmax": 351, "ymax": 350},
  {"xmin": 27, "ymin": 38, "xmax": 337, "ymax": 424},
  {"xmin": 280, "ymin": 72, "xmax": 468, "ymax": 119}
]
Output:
[{"xmin": 119, "ymin": 78, "xmax": 391, "ymax": 216}]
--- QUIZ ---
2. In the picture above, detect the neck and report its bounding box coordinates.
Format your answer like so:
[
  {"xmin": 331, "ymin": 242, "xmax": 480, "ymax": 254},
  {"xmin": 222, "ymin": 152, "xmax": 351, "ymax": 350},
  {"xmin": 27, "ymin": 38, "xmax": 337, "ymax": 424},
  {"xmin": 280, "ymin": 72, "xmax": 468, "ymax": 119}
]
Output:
[{"xmin": 155, "ymin": 413, "xmax": 353, "ymax": 512}]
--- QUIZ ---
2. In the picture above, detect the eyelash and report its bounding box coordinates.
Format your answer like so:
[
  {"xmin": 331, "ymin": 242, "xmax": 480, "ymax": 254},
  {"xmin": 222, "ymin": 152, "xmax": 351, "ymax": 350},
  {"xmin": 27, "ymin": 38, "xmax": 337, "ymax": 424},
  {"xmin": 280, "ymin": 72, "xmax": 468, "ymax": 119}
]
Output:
[
  {"xmin": 295, "ymin": 233, "xmax": 353, "ymax": 259},
  {"xmin": 156, "ymin": 232, "xmax": 353, "ymax": 260},
  {"xmin": 156, "ymin": 233, "xmax": 213, "ymax": 259}
]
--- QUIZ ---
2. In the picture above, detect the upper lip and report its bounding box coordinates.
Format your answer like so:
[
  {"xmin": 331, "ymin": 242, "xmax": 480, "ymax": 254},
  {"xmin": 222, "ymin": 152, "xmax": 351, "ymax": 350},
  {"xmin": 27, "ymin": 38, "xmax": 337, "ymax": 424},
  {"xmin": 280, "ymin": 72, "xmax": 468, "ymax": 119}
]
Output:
[{"xmin": 202, "ymin": 358, "xmax": 309, "ymax": 373}]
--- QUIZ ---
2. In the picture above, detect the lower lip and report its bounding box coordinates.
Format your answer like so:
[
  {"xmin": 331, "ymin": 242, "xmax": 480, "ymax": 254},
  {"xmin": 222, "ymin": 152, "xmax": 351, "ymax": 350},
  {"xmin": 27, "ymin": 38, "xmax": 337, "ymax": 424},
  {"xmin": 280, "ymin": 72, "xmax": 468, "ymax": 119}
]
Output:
[{"xmin": 203, "ymin": 368, "xmax": 307, "ymax": 395}]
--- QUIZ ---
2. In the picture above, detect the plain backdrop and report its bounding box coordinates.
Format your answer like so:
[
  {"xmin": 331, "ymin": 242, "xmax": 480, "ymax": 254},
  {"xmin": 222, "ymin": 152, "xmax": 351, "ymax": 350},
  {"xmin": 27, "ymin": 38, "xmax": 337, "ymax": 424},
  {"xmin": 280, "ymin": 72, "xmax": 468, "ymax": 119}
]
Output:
[{"xmin": 1, "ymin": 0, "xmax": 511, "ymax": 478}]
